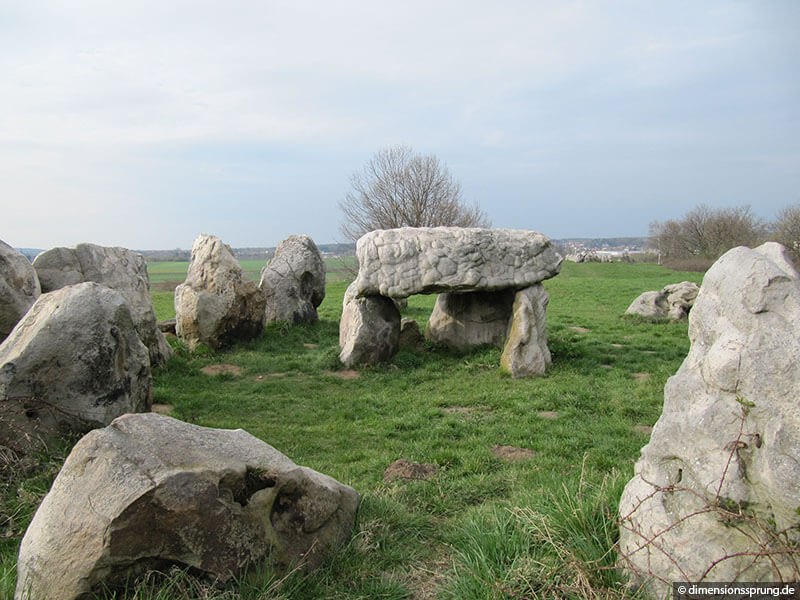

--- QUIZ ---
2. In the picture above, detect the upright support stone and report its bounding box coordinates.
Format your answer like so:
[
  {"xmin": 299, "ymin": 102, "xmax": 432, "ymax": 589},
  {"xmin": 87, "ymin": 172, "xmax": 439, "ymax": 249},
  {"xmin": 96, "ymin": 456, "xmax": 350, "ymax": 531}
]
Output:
[
  {"xmin": 500, "ymin": 284, "xmax": 551, "ymax": 378},
  {"xmin": 339, "ymin": 285, "xmax": 400, "ymax": 367},
  {"xmin": 425, "ymin": 290, "xmax": 514, "ymax": 349}
]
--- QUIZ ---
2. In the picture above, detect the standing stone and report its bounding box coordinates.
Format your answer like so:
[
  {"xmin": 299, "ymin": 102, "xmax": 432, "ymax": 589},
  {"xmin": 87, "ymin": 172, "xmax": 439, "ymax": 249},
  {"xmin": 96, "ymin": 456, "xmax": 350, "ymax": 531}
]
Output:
[
  {"xmin": 0, "ymin": 282, "xmax": 151, "ymax": 450},
  {"xmin": 425, "ymin": 290, "xmax": 514, "ymax": 349},
  {"xmin": 399, "ymin": 318, "xmax": 425, "ymax": 351},
  {"xmin": 0, "ymin": 240, "xmax": 41, "ymax": 343},
  {"xmin": 32, "ymin": 243, "xmax": 172, "ymax": 366},
  {"xmin": 259, "ymin": 235, "xmax": 326, "ymax": 325},
  {"xmin": 174, "ymin": 234, "xmax": 266, "ymax": 350},
  {"xmin": 15, "ymin": 413, "xmax": 359, "ymax": 600},
  {"xmin": 618, "ymin": 243, "xmax": 800, "ymax": 597},
  {"xmin": 339, "ymin": 284, "xmax": 400, "ymax": 367},
  {"xmin": 500, "ymin": 284, "xmax": 551, "ymax": 377}
]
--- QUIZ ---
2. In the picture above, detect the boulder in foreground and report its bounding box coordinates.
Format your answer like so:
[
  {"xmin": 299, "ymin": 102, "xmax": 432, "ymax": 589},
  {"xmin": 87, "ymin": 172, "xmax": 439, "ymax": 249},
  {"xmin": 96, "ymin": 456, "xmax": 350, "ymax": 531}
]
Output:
[{"xmin": 16, "ymin": 413, "xmax": 359, "ymax": 600}]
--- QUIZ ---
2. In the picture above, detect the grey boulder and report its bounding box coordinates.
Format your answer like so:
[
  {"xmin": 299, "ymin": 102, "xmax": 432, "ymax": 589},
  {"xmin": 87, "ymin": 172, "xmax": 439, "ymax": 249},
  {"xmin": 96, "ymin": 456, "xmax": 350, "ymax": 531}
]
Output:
[
  {"xmin": 175, "ymin": 234, "xmax": 266, "ymax": 350},
  {"xmin": 618, "ymin": 243, "xmax": 800, "ymax": 596},
  {"xmin": 15, "ymin": 413, "xmax": 359, "ymax": 600},
  {"xmin": 0, "ymin": 240, "xmax": 41, "ymax": 343},
  {"xmin": 625, "ymin": 281, "xmax": 699, "ymax": 321},
  {"xmin": 339, "ymin": 284, "xmax": 400, "ymax": 367},
  {"xmin": 425, "ymin": 290, "xmax": 514, "ymax": 349},
  {"xmin": 500, "ymin": 284, "xmax": 551, "ymax": 378},
  {"xmin": 32, "ymin": 243, "xmax": 172, "ymax": 365},
  {"xmin": 259, "ymin": 234, "xmax": 326, "ymax": 325},
  {"xmin": 0, "ymin": 282, "xmax": 151, "ymax": 450}
]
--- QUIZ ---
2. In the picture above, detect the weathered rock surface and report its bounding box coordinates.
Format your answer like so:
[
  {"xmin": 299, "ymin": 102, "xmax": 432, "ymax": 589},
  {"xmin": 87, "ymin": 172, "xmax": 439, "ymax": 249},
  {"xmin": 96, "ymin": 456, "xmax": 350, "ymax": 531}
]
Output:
[
  {"xmin": 625, "ymin": 281, "xmax": 699, "ymax": 321},
  {"xmin": 618, "ymin": 243, "xmax": 800, "ymax": 596},
  {"xmin": 259, "ymin": 235, "xmax": 326, "ymax": 324},
  {"xmin": 352, "ymin": 227, "xmax": 562, "ymax": 298},
  {"xmin": 425, "ymin": 290, "xmax": 514, "ymax": 349},
  {"xmin": 339, "ymin": 285, "xmax": 400, "ymax": 367},
  {"xmin": 175, "ymin": 234, "xmax": 266, "ymax": 350},
  {"xmin": 500, "ymin": 285, "xmax": 551, "ymax": 377},
  {"xmin": 0, "ymin": 240, "xmax": 41, "ymax": 343},
  {"xmin": 0, "ymin": 283, "xmax": 151, "ymax": 450},
  {"xmin": 32, "ymin": 243, "xmax": 172, "ymax": 365},
  {"xmin": 399, "ymin": 318, "xmax": 424, "ymax": 350},
  {"xmin": 15, "ymin": 413, "xmax": 359, "ymax": 600}
]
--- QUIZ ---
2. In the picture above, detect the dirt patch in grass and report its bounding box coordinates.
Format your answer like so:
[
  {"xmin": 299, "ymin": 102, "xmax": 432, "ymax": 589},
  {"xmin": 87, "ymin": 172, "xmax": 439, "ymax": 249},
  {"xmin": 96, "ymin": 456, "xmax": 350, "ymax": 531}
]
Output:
[
  {"xmin": 151, "ymin": 404, "xmax": 173, "ymax": 415},
  {"xmin": 491, "ymin": 445, "xmax": 536, "ymax": 461},
  {"xmin": 632, "ymin": 372, "xmax": 651, "ymax": 381},
  {"xmin": 634, "ymin": 424, "xmax": 654, "ymax": 435},
  {"xmin": 384, "ymin": 459, "xmax": 438, "ymax": 481},
  {"xmin": 610, "ymin": 343, "xmax": 624, "ymax": 348},
  {"xmin": 153, "ymin": 280, "xmax": 183, "ymax": 292},
  {"xmin": 329, "ymin": 369, "xmax": 361, "ymax": 380},
  {"xmin": 569, "ymin": 326, "xmax": 591, "ymax": 333},
  {"xmin": 600, "ymin": 364, "xmax": 613, "ymax": 369},
  {"xmin": 200, "ymin": 364, "xmax": 243, "ymax": 376},
  {"xmin": 303, "ymin": 343, "xmax": 318, "ymax": 349},
  {"xmin": 403, "ymin": 552, "xmax": 451, "ymax": 600},
  {"xmin": 537, "ymin": 410, "xmax": 559, "ymax": 420}
]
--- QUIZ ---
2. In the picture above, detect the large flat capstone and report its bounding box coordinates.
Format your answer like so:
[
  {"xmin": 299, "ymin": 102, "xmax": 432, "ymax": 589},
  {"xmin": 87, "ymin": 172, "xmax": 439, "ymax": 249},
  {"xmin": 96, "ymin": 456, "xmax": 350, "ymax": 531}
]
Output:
[{"xmin": 352, "ymin": 227, "xmax": 562, "ymax": 298}]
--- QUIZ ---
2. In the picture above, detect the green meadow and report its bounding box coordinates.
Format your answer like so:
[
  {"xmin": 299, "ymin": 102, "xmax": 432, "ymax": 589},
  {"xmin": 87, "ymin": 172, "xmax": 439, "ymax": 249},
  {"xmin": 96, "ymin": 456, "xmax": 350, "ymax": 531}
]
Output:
[{"xmin": 2, "ymin": 261, "xmax": 704, "ymax": 599}]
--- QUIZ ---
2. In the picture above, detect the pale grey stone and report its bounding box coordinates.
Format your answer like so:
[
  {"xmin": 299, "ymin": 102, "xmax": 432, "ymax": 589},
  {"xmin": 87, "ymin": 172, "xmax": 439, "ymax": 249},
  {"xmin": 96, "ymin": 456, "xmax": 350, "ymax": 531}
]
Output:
[
  {"xmin": 500, "ymin": 284, "xmax": 551, "ymax": 377},
  {"xmin": 32, "ymin": 243, "xmax": 171, "ymax": 365},
  {"xmin": 15, "ymin": 413, "xmax": 359, "ymax": 600},
  {"xmin": 0, "ymin": 282, "xmax": 151, "ymax": 449},
  {"xmin": 425, "ymin": 290, "xmax": 514, "ymax": 349},
  {"xmin": 625, "ymin": 281, "xmax": 699, "ymax": 321},
  {"xmin": 259, "ymin": 235, "xmax": 326, "ymax": 324},
  {"xmin": 618, "ymin": 243, "xmax": 800, "ymax": 597},
  {"xmin": 175, "ymin": 234, "xmax": 266, "ymax": 350},
  {"xmin": 351, "ymin": 227, "xmax": 562, "ymax": 298},
  {"xmin": 0, "ymin": 240, "xmax": 40, "ymax": 342},
  {"xmin": 338, "ymin": 284, "xmax": 400, "ymax": 367}
]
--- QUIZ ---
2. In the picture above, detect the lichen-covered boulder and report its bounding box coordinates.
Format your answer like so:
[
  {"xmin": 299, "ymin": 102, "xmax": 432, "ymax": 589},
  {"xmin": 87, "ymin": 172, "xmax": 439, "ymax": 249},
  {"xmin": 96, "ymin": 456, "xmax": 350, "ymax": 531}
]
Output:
[
  {"xmin": 0, "ymin": 240, "xmax": 40, "ymax": 343},
  {"xmin": 15, "ymin": 413, "xmax": 359, "ymax": 600},
  {"xmin": 425, "ymin": 290, "xmax": 514, "ymax": 349},
  {"xmin": 500, "ymin": 284, "xmax": 551, "ymax": 377},
  {"xmin": 0, "ymin": 282, "xmax": 151, "ymax": 450},
  {"xmin": 174, "ymin": 234, "xmax": 266, "ymax": 350},
  {"xmin": 352, "ymin": 227, "xmax": 562, "ymax": 298},
  {"xmin": 32, "ymin": 243, "xmax": 171, "ymax": 365},
  {"xmin": 339, "ymin": 284, "xmax": 400, "ymax": 367},
  {"xmin": 259, "ymin": 235, "xmax": 326, "ymax": 324},
  {"xmin": 618, "ymin": 243, "xmax": 800, "ymax": 597}
]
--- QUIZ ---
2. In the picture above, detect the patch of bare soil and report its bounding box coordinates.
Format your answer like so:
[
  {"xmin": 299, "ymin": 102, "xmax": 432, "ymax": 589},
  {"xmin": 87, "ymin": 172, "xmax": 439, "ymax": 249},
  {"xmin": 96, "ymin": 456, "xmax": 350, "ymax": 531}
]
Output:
[
  {"xmin": 537, "ymin": 410, "xmax": 559, "ymax": 420},
  {"xmin": 610, "ymin": 343, "xmax": 624, "ymax": 348},
  {"xmin": 600, "ymin": 364, "xmax": 613, "ymax": 369},
  {"xmin": 151, "ymin": 404, "xmax": 173, "ymax": 415},
  {"xmin": 570, "ymin": 326, "xmax": 590, "ymax": 333},
  {"xmin": 491, "ymin": 445, "xmax": 536, "ymax": 461},
  {"xmin": 383, "ymin": 459, "xmax": 438, "ymax": 482},
  {"xmin": 634, "ymin": 424, "xmax": 654, "ymax": 435},
  {"xmin": 329, "ymin": 369, "xmax": 361, "ymax": 380},
  {"xmin": 403, "ymin": 552, "xmax": 452, "ymax": 600},
  {"xmin": 254, "ymin": 373, "xmax": 288, "ymax": 381},
  {"xmin": 632, "ymin": 372, "xmax": 651, "ymax": 381},
  {"xmin": 303, "ymin": 343, "xmax": 318, "ymax": 349},
  {"xmin": 200, "ymin": 364, "xmax": 243, "ymax": 376},
  {"xmin": 153, "ymin": 280, "xmax": 182, "ymax": 292}
]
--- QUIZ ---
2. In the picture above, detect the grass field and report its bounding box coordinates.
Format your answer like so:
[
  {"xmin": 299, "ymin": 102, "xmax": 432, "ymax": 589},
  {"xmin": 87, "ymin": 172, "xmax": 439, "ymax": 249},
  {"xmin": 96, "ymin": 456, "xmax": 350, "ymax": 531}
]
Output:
[{"xmin": 1, "ymin": 261, "xmax": 704, "ymax": 599}]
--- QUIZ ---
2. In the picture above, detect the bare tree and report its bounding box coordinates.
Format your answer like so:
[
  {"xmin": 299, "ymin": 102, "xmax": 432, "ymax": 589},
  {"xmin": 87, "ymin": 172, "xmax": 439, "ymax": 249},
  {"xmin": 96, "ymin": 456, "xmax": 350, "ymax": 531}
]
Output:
[
  {"xmin": 773, "ymin": 203, "xmax": 800, "ymax": 265},
  {"xmin": 339, "ymin": 145, "xmax": 490, "ymax": 241},
  {"xmin": 649, "ymin": 204, "xmax": 768, "ymax": 269}
]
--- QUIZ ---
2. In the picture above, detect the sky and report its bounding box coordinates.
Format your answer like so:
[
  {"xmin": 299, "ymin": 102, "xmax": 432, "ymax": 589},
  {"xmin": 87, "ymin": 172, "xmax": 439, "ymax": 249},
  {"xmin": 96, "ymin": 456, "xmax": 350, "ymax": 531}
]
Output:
[{"xmin": 1, "ymin": 1, "xmax": 799, "ymax": 250}]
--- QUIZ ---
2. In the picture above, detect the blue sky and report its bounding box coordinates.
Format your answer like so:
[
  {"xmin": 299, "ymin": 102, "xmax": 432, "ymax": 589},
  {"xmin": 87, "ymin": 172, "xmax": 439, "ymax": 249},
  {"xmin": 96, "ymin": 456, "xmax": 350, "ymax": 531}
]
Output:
[{"xmin": 1, "ymin": 1, "xmax": 798, "ymax": 250}]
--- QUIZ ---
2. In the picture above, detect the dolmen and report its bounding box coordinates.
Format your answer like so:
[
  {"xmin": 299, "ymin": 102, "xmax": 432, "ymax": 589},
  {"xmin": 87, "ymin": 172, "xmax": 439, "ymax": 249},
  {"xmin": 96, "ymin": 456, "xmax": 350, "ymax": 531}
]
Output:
[
  {"xmin": 618, "ymin": 243, "xmax": 800, "ymax": 597},
  {"xmin": 339, "ymin": 227, "xmax": 563, "ymax": 377},
  {"xmin": 15, "ymin": 413, "xmax": 359, "ymax": 600}
]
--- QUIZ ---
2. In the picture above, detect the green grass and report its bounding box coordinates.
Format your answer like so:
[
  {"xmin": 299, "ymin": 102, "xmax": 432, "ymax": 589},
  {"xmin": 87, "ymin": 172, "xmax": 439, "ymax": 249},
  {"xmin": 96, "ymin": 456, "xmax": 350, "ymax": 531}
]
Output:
[{"xmin": 2, "ymin": 261, "xmax": 704, "ymax": 599}]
